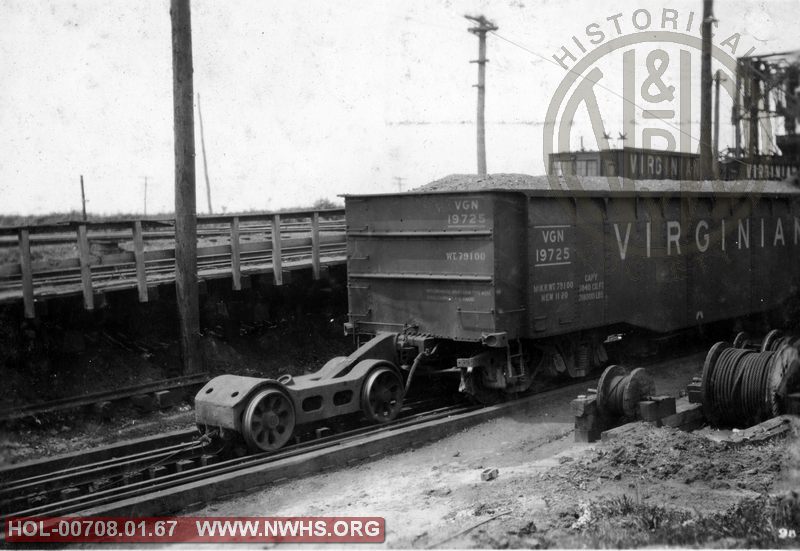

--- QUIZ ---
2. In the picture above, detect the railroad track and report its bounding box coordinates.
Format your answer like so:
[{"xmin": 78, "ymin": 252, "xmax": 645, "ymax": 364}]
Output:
[
  {"xmin": 0, "ymin": 373, "xmax": 207, "ymax": 423},
  {"xmin": 0, "ymin": 379, "xmax": 595, "ymax": 526},
  {"xmin": 0, "ymin": 396, "xmax": 465, "ymax": 519}
]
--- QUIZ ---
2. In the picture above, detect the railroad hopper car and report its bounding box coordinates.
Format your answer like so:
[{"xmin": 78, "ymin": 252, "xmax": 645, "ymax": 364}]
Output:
[
  {"xmin": 549, "ymin": 147, "xmax": 701, "ymax": 180},
  {"xmin": 196, "ymin": 180, "xmax": 800, "ymax": 451}
]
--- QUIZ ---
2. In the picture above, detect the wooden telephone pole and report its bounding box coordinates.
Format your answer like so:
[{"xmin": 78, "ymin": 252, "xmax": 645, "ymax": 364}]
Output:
[
  {"xmin": 171, "ymin": 0, "xmax": 202, "ymax": 374},
  {"xmin": 197, "ymin": 93, "xmax": 213, "ymax": 214},
  {"xmin": 699, "ymin": 0, "xmax": 714, "ymax": 180},
  {"xmin": 79, "ymin": 175, "xmax": 87, "ymax": 221},
  {"xmin": 713, "ymin": 70, "xmax": 723, "ymax": 178},
  {"xmin": 465, "ymin": 14, "xmax": 497, "ymax": 176}
]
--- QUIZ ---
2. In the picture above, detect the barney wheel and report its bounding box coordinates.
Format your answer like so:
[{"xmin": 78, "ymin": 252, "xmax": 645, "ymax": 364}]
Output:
[
  {"xmin": 241, "ymin": 388, "xmax": 296, "ymax": 452},
  {"xmin": 361, "ymin": 366, "xmax": 404, "ymax": 423}
]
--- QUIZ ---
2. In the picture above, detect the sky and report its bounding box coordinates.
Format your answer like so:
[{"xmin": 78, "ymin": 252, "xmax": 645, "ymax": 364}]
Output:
[{"xmin": 1, "ymin": 0, "xmax": 798, "ymax": 215}]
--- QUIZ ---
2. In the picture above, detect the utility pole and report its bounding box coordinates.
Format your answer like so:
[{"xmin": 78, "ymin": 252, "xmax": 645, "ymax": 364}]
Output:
[
  {"xmin": 171, "ymin": 0, "xmax": 202, "ymax": 374},
  {"xmin": 734, "ymin": 59, "xmax": 742, "ymax": 158},
  {"xmin": 699, "ymin": 0, "xmax": 714, "ymax": 180},
  {"xmin": 713, "ymin": 70, "xmax": 722, "ymax": 178},
  {"xmin": 143, "ymin": 176, "xmax": 148, "ymax": 216},
  {"xmin": 748, "ymin": 58, "xmax": 761, "ymax": 161},
  {"xmin": 79, "ymin": 175, "xmax": 87, "ymax": 221},
  {"xmin": 197, "ymin": 93, "xmax": 213, "ymax": 214},
  {"xmin": 393, "ymin": 176, "xmax": 406, "ymax": 192},
  {"xmin": 465, "ymin": 14, "xmax": 497, "ymax": 176}
]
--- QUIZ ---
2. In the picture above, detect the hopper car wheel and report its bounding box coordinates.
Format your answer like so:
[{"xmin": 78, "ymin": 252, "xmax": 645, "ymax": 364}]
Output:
[
  {"xmin": 362, "ymin": 366, "xmax": 404, "ymax": 424},
  {"xmin": 242, "ymin": 388, "xmax": 296, "ymax": 452},
  {"xmin": 465, "ymin": 367, "xmax": 506, "ymax": 405}
]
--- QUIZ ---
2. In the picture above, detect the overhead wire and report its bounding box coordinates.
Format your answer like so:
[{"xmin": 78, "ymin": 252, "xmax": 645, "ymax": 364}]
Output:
[
  {"xmin": 489, "ymin": 30, "xmax": 716, "ymax": 151},
  {"xmin": 363, "ymin": 8, "xmax": 764, "ymax": 158}
]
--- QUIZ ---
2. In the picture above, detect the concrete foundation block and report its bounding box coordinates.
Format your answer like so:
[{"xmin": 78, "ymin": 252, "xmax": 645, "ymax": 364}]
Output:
[
  {"xmin": 574, "ymin": 414, "xmax": 600, "ymax": 431},
  {"xmin": 200, "ymin": 454, "xmax": 219, "ymax": 467},
  {"xmin": 686, "ymin": 381, "xmax": 703, "ymax": 403},
  {"xmin": 571, "ymin": 395, "xmax": 597, "ymax": 417},
  {"xmin": 315, "ymin": 427, "xmax": 333, "ymax": 439},
  {"xmin": 638, "ymin": 400, "xmax": 659, "ymax": 422},
  {"xmin": 653, "ymin": 395, "xmax": 676, "ymax": 418},
  {"xmin": 662, "ymin": 401, "xmax": 704, "ymax": 429},
  {"xmin": 574, "ymin": 428, "xmax": 601, "ymax": 443},
  {"xmin": 175, "ymin": 459, "xmax": 196, "ymax": 473},
  {"xmin": 147, "ymin": 465, "xmax": 169, "ymax": 479},
  {"xmin": 154, "ymin": 389, "xmax": 183, "ymax": 409}
]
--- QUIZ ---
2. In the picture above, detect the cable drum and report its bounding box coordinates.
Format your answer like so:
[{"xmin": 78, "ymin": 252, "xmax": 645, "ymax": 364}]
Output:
[
  {"xmin": 596, "ymin": 364, "xmax": 655, "ymax": 418},
  {"xmin": 701, "ymin": 341, "xmax": 800, "ymax": 427},
  {"xmin": 767, "ymin": 340, "xmax": 800, "ymax": 418},
  {"xmin": 732, "ymin": 331, "xmax": 757, "ymax": 350},
  {"xmin": 761, "ymin": 329, "xmax": 787, "ymax": 352}
]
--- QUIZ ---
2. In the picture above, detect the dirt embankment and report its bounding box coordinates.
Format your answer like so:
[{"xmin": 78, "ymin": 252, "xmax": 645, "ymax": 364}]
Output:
[
  {"xmin": 414, "ymin": 420, "xmax": 800, "ymax": 549},
  {"xmin": 399, "ymin": 419, "xmax": 800, "ymax": 549},
  {"xmin": 518, "ymin": 422, "xmax": 800, "ymax": 548},
  {"xmin": 0, "ymin": 270, "xmax": 351, "ymax": 467}
]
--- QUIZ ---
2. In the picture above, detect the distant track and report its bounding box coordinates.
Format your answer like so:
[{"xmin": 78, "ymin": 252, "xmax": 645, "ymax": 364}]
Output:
[{"xmin": 0, "ymin": 374, "xmax": 208, "ymax": 423}]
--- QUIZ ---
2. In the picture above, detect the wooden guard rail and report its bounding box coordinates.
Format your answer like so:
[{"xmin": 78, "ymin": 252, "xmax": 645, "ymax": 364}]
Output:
[{"xmin": 0, "ymin": 208, "xmax": 346, "ymax": 318}]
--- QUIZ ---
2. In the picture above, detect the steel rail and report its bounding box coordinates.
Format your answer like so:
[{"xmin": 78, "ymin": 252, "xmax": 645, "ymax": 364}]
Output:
[
  {"xmin": 8, "ymin": 404, "xmax": 474, "ymax": 519},
  {"xmin": 1, "ymin": 396, "xmax": 448, "ymax": 499},
  {"xmin": 0, "ymin": 429, "xmax": 199, "ymax": 485},
  {"xmin": 0, "ymin": 398, "xmax": 464, "ymax": 519},
  {"xmin": 0, "ymin": 441, "xmax": 209, "ymax": 516},
  {"xmin": 1, "ymin": 379, "xmax": 595, "ymax": 525},
  {"xmin": 0, "ymin": 374, "xmax": 208, "ymax": 422}
]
